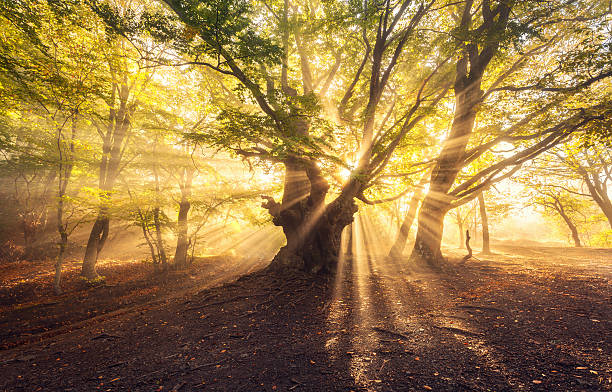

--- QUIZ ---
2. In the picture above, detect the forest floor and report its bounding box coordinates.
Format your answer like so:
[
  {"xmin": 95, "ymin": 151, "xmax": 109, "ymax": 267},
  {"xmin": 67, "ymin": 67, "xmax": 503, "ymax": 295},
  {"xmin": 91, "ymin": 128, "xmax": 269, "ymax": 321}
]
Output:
[{"xmin": 0, "ymin": 245, "xmax": 611, "ymax": 391}]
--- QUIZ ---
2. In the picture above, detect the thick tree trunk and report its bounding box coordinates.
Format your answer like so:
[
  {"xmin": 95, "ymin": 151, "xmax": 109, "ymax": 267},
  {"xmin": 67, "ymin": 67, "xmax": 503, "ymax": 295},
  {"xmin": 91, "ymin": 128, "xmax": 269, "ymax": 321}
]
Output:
[
  {"xmin": 478, "ymin": 193, "xmax": 491, "ymax": 254},
  {"xmin": 409, "ymin": 79, "xmax": 481, "ymax": 265},
  {"xmin": 580, "ymin": 170, "xmax": 612, "ymax": 229},
  {"xmin": 81, "ymin": 212, "xmax": 109, "ymax": 280},
  {"xmin": 269, "ymin": 197, "xmax": 357, "ymax": 273},
  {"xmin": 410, "ymin": 196, "xmax": 448, "ymax": 267},
  {"xmin": 174, "ymin": 200, "xmax": 191, "ymax": 267},
  {"xmin": 409, "ymin": 0, "xmax": 511, "ymax": 266},
  {"xmin": 265, "ymin": 159, "xmax": 357, "ymax": 273},
  {"xmin": 592, "ymin": 195, "xmax": 612, "ymax": 229}
]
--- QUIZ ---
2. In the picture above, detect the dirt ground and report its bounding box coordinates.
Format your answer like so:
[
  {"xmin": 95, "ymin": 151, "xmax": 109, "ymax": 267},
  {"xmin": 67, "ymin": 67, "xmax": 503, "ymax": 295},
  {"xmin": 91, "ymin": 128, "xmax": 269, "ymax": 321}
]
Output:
[{"xmin": 0, "ymin": 245, "xmax": 610, "ymax": 391}]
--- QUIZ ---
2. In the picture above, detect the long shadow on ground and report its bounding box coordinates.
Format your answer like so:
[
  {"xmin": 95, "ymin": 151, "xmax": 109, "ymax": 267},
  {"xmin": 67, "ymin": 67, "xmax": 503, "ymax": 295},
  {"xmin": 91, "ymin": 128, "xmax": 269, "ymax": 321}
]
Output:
[{"xmin": 1, "ymin": 251, "xmax": 610, "ymax": 391}]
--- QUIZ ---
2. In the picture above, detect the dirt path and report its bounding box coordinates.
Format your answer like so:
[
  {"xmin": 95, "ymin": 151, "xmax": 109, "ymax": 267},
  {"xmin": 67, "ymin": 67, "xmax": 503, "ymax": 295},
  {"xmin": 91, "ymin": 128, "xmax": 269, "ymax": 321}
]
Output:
[{"xmin": 1, "ymin": 246, "xmax": 611, "ymax": 391}]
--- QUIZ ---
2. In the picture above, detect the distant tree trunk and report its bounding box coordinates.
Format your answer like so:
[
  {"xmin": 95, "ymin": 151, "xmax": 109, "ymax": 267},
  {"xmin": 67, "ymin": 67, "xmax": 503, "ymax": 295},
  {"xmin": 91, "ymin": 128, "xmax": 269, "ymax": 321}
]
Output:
[
  {"xmin": 81, "ymin": 82, "xmax": 133, "ymax": 280},
  {"xmin": 54, "ymin": 227, "xmax": 67, "ymax": 294},
  {"xmin": 82, "ymin": 213, "xmax": 109, "ymax": 279},
  {"xmin": 54, "ymin": 116, "xmax": 77, "ymax": 294},
  {"xmin": 461, "ymin": 229, "xmax": 472, "ymax": 263},
  {"xmin": 174, "ymin": 167, "xmax": 194, "ymax": 268},
  {"xmin": 22, "ymin": 218, "xmax": 37, "ymax": 259},
  {"xmin": 554, "ymin": 202, "xmax": 582, "ymax": 247},
  {"xmin": 140, "ymin": 220, "xmax": 158, "ymax": 265},
  {"xmin": 580, "ymin": 168, "xmax": 612, "ymax": 229},
  {"xmin": 346, "ymin": 223, "xmax": 353, "ymax": 257},
  {"xmin": 388, "ymin": 172, "xmax": 429, "ymax": 258},
  {"xmin": 174, "ymin": 201, "xmax": 190, "ymax": 267},
  {"xmin": 153, "ymin": 206, "xmax": 167, "ymax": 266},
  {"xmin": 129, "ymin": 185, "xmax": 159, "ymax": 267},
  {"xmin": 152, "ymin": 168, "xmax": 167, "ymax": 267},
  {"xmin": 458, "ymin": 218, "xmax": 465, "ymax": 249},
  {"xmin": 388, "ymin": 194, "xmax": 421, "ymax": 258},
  {"xmin": 18, "ymin": 172, "xmax": 55, "ymax": 260},
  {"xmin": 478, "ymin": 193, "xmax": 491, "ymax": 254}
]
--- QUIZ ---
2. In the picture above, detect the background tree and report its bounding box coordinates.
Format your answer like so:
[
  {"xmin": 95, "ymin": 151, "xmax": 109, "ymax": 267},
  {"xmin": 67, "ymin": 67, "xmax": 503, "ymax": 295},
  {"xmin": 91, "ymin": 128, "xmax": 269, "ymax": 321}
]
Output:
[{"xmin": 410, "ymin": 0, "xmax": 612, "ymax": 266}]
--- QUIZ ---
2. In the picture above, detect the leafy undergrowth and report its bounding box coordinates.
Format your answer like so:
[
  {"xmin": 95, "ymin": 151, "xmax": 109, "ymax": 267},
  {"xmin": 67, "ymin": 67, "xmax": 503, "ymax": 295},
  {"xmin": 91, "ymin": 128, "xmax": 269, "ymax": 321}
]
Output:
[{"xmin": 0, "ymin": 246, "xmax": 611, "ymax": 391}]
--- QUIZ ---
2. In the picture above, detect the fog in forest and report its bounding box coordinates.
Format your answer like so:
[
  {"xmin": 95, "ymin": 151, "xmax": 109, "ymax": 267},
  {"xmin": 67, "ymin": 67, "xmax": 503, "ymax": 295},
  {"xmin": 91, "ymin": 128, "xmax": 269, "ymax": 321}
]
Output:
[{"xmin": 0, "ymin": 0, "xmax": 611, "ymax": 390}]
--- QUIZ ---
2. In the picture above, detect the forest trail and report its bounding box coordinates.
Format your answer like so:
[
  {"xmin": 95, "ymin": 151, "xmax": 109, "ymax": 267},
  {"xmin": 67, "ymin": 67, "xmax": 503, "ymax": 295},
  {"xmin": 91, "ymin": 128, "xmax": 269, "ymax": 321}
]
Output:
[{"xmin": 1, "ymin": 246, "xmax": 611, "ymax": 391}]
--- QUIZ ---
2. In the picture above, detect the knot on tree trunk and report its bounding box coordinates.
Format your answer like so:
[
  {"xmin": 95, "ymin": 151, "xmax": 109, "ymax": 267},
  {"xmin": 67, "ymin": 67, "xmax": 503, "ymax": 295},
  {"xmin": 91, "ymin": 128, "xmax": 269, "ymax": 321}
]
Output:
[{"xmin": 261, "ymin": 195, "xmax": 281, "ymax": 218}]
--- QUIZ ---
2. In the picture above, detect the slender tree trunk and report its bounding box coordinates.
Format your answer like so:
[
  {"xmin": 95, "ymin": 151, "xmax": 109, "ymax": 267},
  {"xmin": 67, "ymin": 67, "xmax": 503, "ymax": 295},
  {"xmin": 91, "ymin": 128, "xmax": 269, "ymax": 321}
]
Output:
[
  {"xmin": 141, "ymin": 222, "xmax": 158, "ymax": 265},
  {"xmin": 458, "ymin": 218, "xmax": 464, "ymax": 249},
  {"xmin": 461, "ymin": 229, "xmax": 472, "ymax": 262},
  {"xmin": 151, "ymin": 165, "xmax": 167, "ymax": 267},
  {"xmin": 54, "ymin": 231, "xmax": 67, "ymax": 294},
  {"xmin": 174, "ymin": 166, "xmax": 194, "ymax": 268},
  {"xmin": 388, "ymin": 173, "xmax": 429, "ymax": 258},
  {"xmin": 346, "ymin": 223, "xmax": 353, "ymax": 257},
  {"xmin": 388, "ymin": 194, "xmax": 420, "ymax": 258},
  {"xmin": 153, "ymin": 206, "xmax": 167, "ymax": 266},
  {"xmin": 478, "ymin": 193, "xmax": 491, "ymax": 254},
  {"xmin": 82, "ymin": 79, "xmax": 133, "ymax": 279},
  {"xmin": 54, "ymin": 117, "xmax": 77, "ymax": 293},
  {"xmin": 555, "ymin": 203, "xmax": 582, "ymax": 247}
]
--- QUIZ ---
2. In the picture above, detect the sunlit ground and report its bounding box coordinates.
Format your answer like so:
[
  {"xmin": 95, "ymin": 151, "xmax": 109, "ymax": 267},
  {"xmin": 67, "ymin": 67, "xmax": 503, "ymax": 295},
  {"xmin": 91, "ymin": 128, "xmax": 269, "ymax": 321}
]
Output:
[{"xmin": 321, "ymin": 209, "xmax": 612, "ymax": 390}]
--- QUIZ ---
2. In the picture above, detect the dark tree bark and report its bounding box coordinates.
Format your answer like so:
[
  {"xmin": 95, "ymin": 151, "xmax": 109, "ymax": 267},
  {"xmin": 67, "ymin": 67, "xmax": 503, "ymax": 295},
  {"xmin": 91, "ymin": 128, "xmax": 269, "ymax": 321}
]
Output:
[
  {"xmin": 554, "ymin": 201, "xmax": 582, "ymax": 247},
  {"xmin": 152, "ymin": 168, "xmax": 167, "ymax": 267},
  {"xmin": 174, "ymin": 166, "xmax": 194, "ymax": 268},
  {"xmin": 82, "ymin": 82, "xmax": 134, "ymax": 280},
  {"xmin": 54, "ymin": 116, "xmax": 77, "ymax": 294},
  {"xmin": 173, "ymin": 200, "xmax": 191, "ymax": 267},
  {"xmin": 461, "ymin": 229, "xmax": 472, "ymax": 263},
  {"xmin": 478, "ymin": 193, "xmax": 491, "ymax": 254},
  {"xmin": 264, "ymin": 158, "xmax": 357, "ymax": 273},
  {"xmin": 82, "ymin": 213, "xmax": 109, "ymax": 279}
]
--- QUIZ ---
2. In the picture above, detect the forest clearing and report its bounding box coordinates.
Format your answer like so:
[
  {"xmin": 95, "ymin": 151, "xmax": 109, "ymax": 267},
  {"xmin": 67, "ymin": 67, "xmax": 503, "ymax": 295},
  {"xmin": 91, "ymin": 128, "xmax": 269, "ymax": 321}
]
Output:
[
  {"xmin": 1, "ymin": 0, "xmax": 611, "ymax": 390},
  {"xmin": 1, "ymin": 247, "xmax": 611, "ymax": 391}
]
